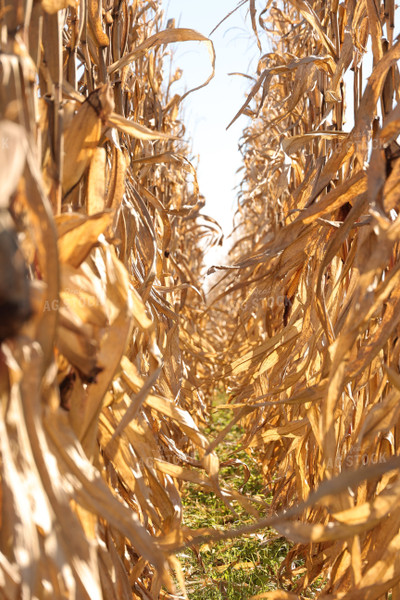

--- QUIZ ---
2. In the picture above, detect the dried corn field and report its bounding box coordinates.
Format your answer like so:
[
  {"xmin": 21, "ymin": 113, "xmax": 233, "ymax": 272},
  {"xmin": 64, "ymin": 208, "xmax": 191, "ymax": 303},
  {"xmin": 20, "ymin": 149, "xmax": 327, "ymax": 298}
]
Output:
[{"xmin": 1, "ymin": 0, "xmax": 400, "ymax": 599}]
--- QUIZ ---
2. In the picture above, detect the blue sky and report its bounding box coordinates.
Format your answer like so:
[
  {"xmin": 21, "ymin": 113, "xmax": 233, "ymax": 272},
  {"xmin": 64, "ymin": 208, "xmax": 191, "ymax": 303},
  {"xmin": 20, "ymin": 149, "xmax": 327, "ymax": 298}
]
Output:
[
  {"xmin": 162, "ymin": 3, "xmax": 397, "ymax": 264},
  {"xmin": 164, "ymin": 1, "xmax": 261, "ymax": 240}
]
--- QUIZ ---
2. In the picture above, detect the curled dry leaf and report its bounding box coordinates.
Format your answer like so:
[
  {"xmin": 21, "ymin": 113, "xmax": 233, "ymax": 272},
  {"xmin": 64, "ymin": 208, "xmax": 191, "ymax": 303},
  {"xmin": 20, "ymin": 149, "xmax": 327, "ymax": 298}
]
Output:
[{"xmin": 41, "ymin": 0, "xmax": 76, "ymax": 14}]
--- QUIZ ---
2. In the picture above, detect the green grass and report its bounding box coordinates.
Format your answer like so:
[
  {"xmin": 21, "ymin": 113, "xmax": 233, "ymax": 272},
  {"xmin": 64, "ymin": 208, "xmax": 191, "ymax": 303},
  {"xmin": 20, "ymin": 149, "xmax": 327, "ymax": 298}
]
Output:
[
  {"xmin": 176, "ymin": 390, "xmax": 291, "ymax": 599},
  {"xmin": 176, "ymin": 390, "xmax": 327, "ymax": 599}
]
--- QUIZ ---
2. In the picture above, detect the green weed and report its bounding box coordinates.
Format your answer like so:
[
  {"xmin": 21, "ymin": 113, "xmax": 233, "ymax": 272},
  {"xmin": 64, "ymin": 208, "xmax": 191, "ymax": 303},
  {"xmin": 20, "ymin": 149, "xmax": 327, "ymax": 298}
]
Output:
[{"xmin": 178, "ymin": 392, "xmax": 285, "ymax": 598}]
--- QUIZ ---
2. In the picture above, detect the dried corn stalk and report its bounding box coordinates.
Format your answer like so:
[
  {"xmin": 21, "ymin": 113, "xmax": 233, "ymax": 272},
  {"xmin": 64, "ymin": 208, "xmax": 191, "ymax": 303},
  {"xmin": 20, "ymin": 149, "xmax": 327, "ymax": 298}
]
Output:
[
  {"xmin": 0, "ymin": 1, "xmax": 229, "ymax": 598},
  {"xmin": 208, "ymin": 0, "xmax": 400, "ymax": 598}
]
